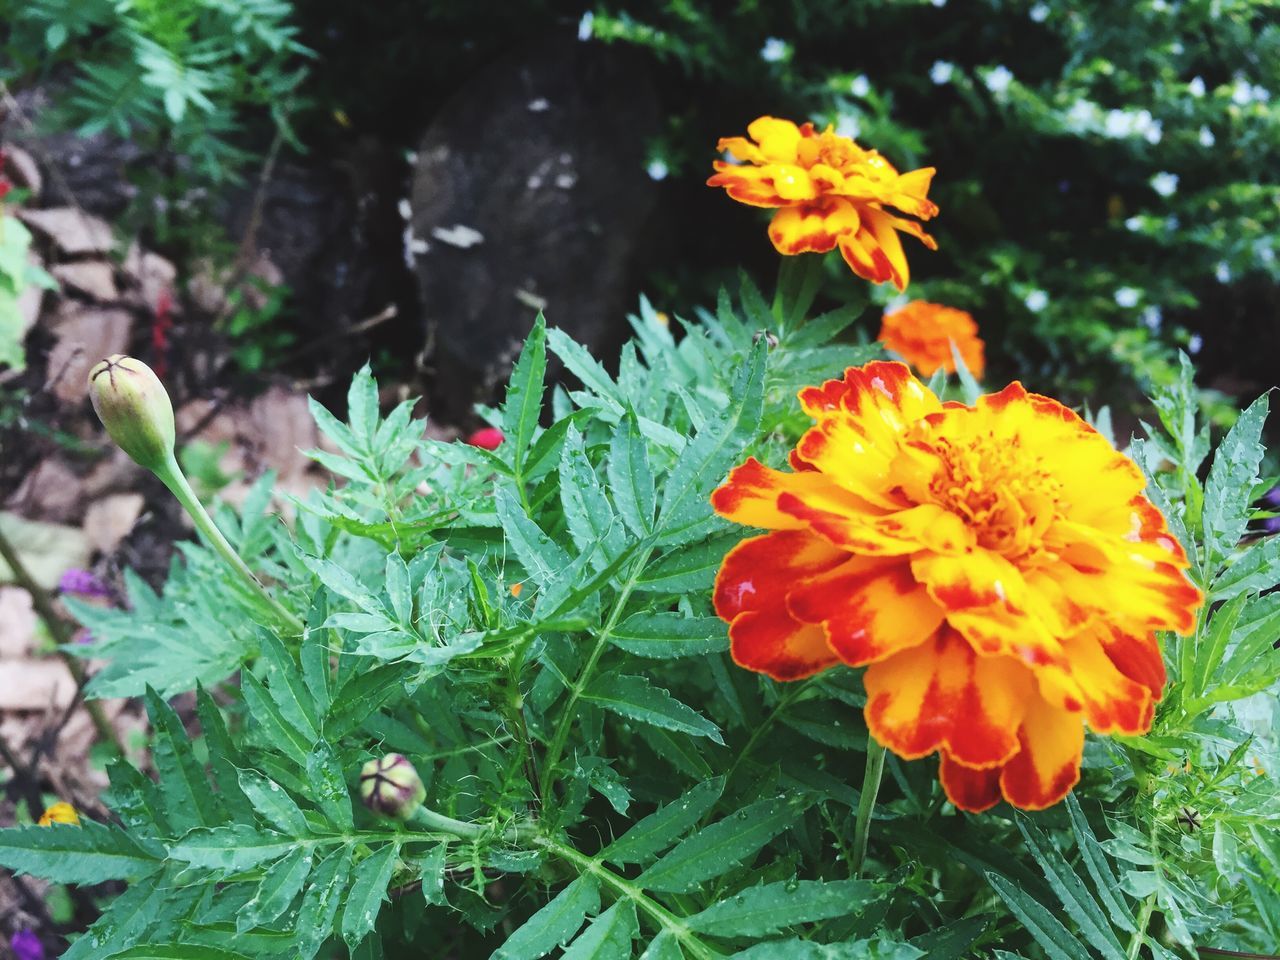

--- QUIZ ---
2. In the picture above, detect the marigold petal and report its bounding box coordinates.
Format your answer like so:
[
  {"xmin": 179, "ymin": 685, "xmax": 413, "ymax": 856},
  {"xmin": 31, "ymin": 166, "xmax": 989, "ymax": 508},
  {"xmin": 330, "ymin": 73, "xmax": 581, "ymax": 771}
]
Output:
[
  {"xmin": 711, "ymin": 457, "xmax": 869, "ymax": 530},
  {"xmin": 999, "ymin": 696, "xmax": 1083, "ymax": 810},
  {"xmin": 864, "ymin": 627, "xmax": 1032, "ymax": 768},
  {"xmin": 780, "ymin": 495, "xmax": 972, "ymax": 556},
  {"xmin": 747, "ymin": 116, "xmax": 803, "ymax": 162},
  {"xmin": 768, "ymin": 199, "xmax": 860, "ymax": 255},
  {"xmin": 717, "ymin": 136, "xmax": 765, "ymax": 164},
  {"xmin": 770, "ymin": 164, "xmax": 819, "ymax": 201},
  {"xmin": 889, "ymin": 167, "xmax": 939, "ymax": 219},
  {"xmin": 1036, "ymin": 625, "xmax": 1157, "ymax": 735},
  {"xmin": 713, "ymin": 530, "xmax": 846, "ymax": 621},
  {"xmin": 729, "ymin": 607, "xmax": 838, "ymax": 681},
  {"xmin": 786, "ymin": 557, "xmax": 944, "ymax": 664},
  {"xmin": 707, "ymin": 165, "xmax": 786, "ymax": 207},
  {"xmin": 1097, "ymin": 624, "xmax": 1166, "ymax": 695},
  {"xmin": 863, "ymin": 208, "xmax": 910, "ymax": 291},
  {"xmin": 939, "ymin": 752, "xmax": 1003, "ymax": 813},
  {"xmin": 911, "ymin": 550, "xmax": 1065, "ymax": 667}
]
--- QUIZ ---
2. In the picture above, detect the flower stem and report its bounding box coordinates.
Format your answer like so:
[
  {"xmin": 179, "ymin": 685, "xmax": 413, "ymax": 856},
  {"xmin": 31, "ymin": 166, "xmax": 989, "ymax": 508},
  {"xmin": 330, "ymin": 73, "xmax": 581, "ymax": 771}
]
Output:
[
  {"xmin": 851, "ymin": 735, "xmax": 887, "ymax": 877},
  {"xmin": 153, "ymin": 453, "xmax": 303, "ymax": 635}
]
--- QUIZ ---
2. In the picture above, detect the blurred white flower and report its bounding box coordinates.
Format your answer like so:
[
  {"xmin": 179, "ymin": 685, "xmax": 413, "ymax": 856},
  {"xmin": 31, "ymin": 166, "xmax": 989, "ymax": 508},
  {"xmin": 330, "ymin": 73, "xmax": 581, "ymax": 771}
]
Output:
[
  {"xmin": 760, "ymin": 37, "xmax": 789, "ymax": 63},
  {"xmin": 1215, "ymin": 262, "xmax": 1232, "ymax": 283},
  {"xmin": 1030, "ymin": 3, "xmax": 1049, "ymax": 21},
  {"xmin": 1142, "ymin": 306, "xmax": 1163, "ymax": 332},
  {"xmin": 1232, "ymin": 78, "xmax": 1254, "ymax": 105},
  {"xmin": 1199, "ymin": 125, "xmax": 1216, "ymax": 147},
  {"xmin": 1114, "ymin": 287, "xmax": 1141, "ymax": 308},
  {"xmin": 646, "ymin": 159, "xmax": 669, "ymax": 181},
  {"xmin": 1024, "ymin": 290, "xmax": 1049, "ymax": 312},
  {"xmin": 1188, "ymin": 76, "xmax": 1206, "ymax": 97},
  {"xmin": 1143, "ymin": 120, "xmax": 1163, "ymax": 144},
  {"xmin": 1066, "ymin": 100, "xmax": 1096, "ymax": 130},
  {"xmin": 1125, "ymin": 216, "xmax": 1144, "ymax": 232},
  {"xmin": 984, "ymin": 65, "xmax": 1014, "ymax": 94},
  {"xmin": 834, "ymin": 114, "xmax": 861, "ymax": 139},
  {"xmin": 930, "ymin": 61, "xmax": 954, "ymax": 85},
  {"xmin": 1188, "ymin": 333, "xmax": 1203, "ymax": 354},
  {"xmin": 577, "ymin": 11, "xmax": 594, "ymax": 41},
  {"xmin": 1252, "ymin": 85, "xmax": 1271, "ymax": 102},
  {"xmin": 1151, "ymin": 172, "xmax": 1179, "ymax": 197},
  {"xmin": 851, "ymin": 74, "xmax": 871, "ymax": 97}
]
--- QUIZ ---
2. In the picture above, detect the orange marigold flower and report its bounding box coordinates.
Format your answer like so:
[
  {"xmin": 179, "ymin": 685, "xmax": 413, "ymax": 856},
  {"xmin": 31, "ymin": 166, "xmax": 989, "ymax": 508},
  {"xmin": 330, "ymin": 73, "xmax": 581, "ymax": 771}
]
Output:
[
  {"xmin": 711, "ymin": 361, "xmax": 1201, "ymax": 812},
  {"xmin": 707, "ymin": 116, "xmax": 939, "ymax": 291},
  {"xmin": 38, "ymin": 802, "xmax": 80, "ymax": 827},
  {"xmin": 879, "ymin": 301, "xmax": 985, "ymax": 379}
]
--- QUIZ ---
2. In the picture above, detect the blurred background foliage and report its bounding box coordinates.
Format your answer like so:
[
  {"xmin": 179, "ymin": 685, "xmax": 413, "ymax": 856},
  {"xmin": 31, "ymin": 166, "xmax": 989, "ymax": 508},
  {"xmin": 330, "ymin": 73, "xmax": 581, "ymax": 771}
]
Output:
[{"xmin": 2, "ymin": 0, "xmax": 1276, "ymax": 415}]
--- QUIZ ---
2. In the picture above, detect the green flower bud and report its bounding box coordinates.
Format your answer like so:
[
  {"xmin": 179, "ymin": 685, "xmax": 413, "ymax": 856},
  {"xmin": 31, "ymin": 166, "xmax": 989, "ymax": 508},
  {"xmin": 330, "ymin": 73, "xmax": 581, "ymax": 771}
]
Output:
[
  {"xmin": 87, "ymin": 355, "xmax": 176, "ymax": 473},
  {"xmin": 360, "ymin": 754, "xmax": 426, "ymax": 820}
]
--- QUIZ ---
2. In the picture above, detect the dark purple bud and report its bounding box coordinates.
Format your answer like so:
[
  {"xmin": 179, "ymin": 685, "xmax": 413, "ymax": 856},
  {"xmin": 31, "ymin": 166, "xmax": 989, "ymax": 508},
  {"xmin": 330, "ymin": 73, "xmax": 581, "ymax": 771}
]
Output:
[
  {"xmin": 1263, "ymin": 485, "xmax": 1280, "ymax": 508},
  {"xmin": 58, "ymin": 568, "xmax": 111, "ymax": 599},
  {"xmin": 11, "ymin": 929, "xmax": 45, "ymax": 960}
]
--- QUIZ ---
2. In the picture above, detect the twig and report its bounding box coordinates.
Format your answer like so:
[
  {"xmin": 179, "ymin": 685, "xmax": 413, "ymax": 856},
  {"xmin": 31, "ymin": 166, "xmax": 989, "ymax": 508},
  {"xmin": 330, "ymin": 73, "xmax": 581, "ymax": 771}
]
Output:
[{"xmin": 0, "ymin": 525, "xmax": 123, "ymax": 754}]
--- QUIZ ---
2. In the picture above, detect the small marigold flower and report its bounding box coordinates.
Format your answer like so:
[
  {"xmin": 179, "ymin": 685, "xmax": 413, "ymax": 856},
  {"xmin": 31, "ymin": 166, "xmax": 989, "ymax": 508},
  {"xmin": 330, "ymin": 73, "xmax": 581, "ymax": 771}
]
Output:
[
  {"xmin": 38, "ymin": 802, "xmax": 80, "ymax": 827},
  {"xmin": 711, "ymin": 361, "xmax": 1201, "ymax": 812},
  {"xmin": 707, "ymin": 116, "xmax": 939, "ymax": 291},
  {"xmin": 360, "ymin": 754, "xmax": 427, "ymax": 820},
  {"xmin": 466, "ymin": 426, "xmax": 505, "ymax": 450},
  {"xmin": 879, "ymin": 301, "xmax": 985, "ymax": 379}
]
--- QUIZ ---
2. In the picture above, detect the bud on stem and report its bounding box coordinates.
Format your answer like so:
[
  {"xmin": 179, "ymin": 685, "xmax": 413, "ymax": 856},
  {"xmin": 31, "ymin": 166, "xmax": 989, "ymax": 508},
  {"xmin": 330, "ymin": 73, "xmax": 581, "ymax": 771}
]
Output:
[
  {"xmin": 87, "ymin": 356, "xmax": 302, "ymax": 635},
  {"xmin": 360, "ymin": 754, "xmax": 427, "ymax": 821}
]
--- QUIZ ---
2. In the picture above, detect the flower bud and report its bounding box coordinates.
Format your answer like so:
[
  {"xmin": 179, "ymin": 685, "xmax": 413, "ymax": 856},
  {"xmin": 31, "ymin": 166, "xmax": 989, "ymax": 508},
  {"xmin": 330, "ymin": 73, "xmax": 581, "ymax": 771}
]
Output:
[
  {"xmin": 87, "ymin": 355, "xmax": 176, "ymax": 473},
  {"xmin": 360, "ymin": 754, "xmax": 426, "ymax": 820},
  {"xmin": 38, "ymin": 802, "xmax": 80, "ymax": 827}
]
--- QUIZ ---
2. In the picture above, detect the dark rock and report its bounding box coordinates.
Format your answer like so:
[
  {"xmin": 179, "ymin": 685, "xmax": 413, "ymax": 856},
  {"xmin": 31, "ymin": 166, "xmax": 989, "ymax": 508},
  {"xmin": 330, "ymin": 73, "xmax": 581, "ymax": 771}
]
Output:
[{"xmin": 409, "ymin": 34, "xmax": 661, "ymax": 420}]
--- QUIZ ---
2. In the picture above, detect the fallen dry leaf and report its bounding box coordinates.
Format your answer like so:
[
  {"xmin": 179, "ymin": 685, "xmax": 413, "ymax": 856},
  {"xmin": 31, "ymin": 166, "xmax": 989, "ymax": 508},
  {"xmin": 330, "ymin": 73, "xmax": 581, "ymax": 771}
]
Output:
[
  {"xmin": 83, "ymin": 493, "xmax": 144, "ymax": 554},
  {"xmin": 15, "ymin": 252, "xmax": 46, "ymax": 338},
  {"xmin": 6, "ymin": 457, "xmax": 84, "ymax": 524},
  {"xmin": 0, "ymin": 512, "xmax": 91, "ymax": 590},
  {"xmin": 2, "ymin": 145, "xmax": 42, "ymax": 198},
  {"xmin": 17, "ymin": 207, "xmax": 115, "ymax": 256},
  {"xmin": 51, "ymin": 261, "xmax": 118, "ymax": 301},
  {"xmin": 44, "ymin": 305, "xmax": 132, "ymax": 403},
  {"xmin": 0, "ymin": 588, "xmax": 37, "ymax": 659},
  {"xmin": 0, "ymin": 659, "xmax": 76, "ymax": 711}
]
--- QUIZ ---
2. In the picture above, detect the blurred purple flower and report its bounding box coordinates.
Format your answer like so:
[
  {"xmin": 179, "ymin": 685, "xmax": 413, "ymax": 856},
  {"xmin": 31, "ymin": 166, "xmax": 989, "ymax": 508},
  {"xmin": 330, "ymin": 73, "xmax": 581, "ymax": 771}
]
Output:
[
  {"xmin": 11, "ymin": 929, "xmax": 45, "ymax": 960},
  {"xmin": 58, "ymin": 568, "xmax": 110, "ymax": 599},
  {"xmin": 1263, "ymin": 485, "xmax": 1280, "ymax": 508},
  {"xmin": 73, "ymin": 628, "xmax": 95, "ymax": 645},
  {"xmin": 1262, "ymin": 515, "xmax": 1280, "ymax": 535}
]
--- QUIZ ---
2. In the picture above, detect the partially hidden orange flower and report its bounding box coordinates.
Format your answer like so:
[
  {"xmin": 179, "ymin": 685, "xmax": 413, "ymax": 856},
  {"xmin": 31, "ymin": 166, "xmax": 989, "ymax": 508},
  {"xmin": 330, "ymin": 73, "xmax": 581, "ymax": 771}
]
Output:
[
  {"xmin": 879, "ymin": 301, "xmax": 985, "ymax": 379},
  {"xmin": 38, "ymin": 802, "xmax": 80, "ymax": 827},
  {"xmin": 711, "ymin": 361, "xmax": 1202, "ymax": 812},
  {"xmin": 707, "ymin": 116, "xmax": 939, "ymax": 291}
]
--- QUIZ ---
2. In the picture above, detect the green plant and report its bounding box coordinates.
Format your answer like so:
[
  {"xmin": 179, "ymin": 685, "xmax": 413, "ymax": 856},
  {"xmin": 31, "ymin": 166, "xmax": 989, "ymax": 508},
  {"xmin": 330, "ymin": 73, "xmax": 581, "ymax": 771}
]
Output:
[
  {"xmin": 0, "ymin": 265, "xmax": 1275, "ymax": 958},
  {"xmin": 220, "ymin": 276, "xmax": 295, "ymax": 373},
  {"xmin": 0, "ymin": 205, "xmax": 57, "ymax": 372}
]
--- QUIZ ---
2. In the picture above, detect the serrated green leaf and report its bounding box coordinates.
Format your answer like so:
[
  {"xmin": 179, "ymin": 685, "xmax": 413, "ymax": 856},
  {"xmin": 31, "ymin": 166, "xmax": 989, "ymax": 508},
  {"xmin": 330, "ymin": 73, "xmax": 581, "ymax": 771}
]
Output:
[
  {"xmin": 497, "ymin": 485, "xmax": 572, "ymax": 587},
  {"xmin": 238, "ymin": 845, "xmax": 315, "ymax": 932},
  {"xmin": 640, "ymin": 931, "xmax": 684, "ymax": 960},
  {"xmin": 103, "ymin": 947, "xmax": 250, "ymax": 960},
  {"xmin": 687, "ymin": 878, "xmax": 881, "ymax": 937},
  {"xmin": 169, "ymin": 825, "xmax": 298, "ymax": 872},
  {"xmin": 987, "ymin": 872, "xmax": 1094, "ymax": 960},
  {"xmin": 62, "ymin": 876, "xmax": 172, "ymax": 960},
  {"xmin": 608, "ymin": 410, "xmax": 656, "ymax": 537},
  {"xmin": 549, "ymin": 328, "xmax": 626, "ymax": 412},
  {"xmin": 145, "ymin": 688, "xmax": 218, "ymax": 832},
  {"xmin": 582, "ymin": 673, "xmax": 722, "ymax": 744},
  {"xmin": 236, "ymin": 768, "xmax": 310, "ymax": 836},
  {"xmin": 421, "ymin": 843, "xmax": 448, "ymax": 906},
  {"xmin": 307, "ymin": 742, "xmax": 354, "ymax": 831},
  {"xmin": 610, "ymin": 612, "xmax": 728, "ymax": 658},
  {"xmin": 342, "ymin": 844, "xmax": 400, "ymax": 948},
  {"xmin": 195, "ymin": 685, "xmax": 255, "ymax": 822},
  {"xmin": 1015, "ymin": 815, "xmax": 1126, "ymax": 960},
  {"xmin": 634, "ymin": 535, "xmax": 735, "ymax": 594},
  {"xmin": 491, "ymin": 875, "xmax": 600, "ymax": 960},
  {"xmin": 503, "ymin": 313, "xmax": 548, "ymax": 469},
  {"xmin": 295, "ymin": 844, "xmax": 354, "ymax": 960},
  {"xmin": 241, "ymin": 669, "xmax": 312, "ymax": 766},
  {"xmin": 1203, "ymin": 393, "xmax": 1268, "ymax": 564},
  {"xmin": 560, "ymin": 427, "xmax": 625, "ymax": 563},
  {"xmin": 1211, "ymin": 535, "xmax": 1280, "ymax": 601},
  {"xmin": 0, "ymin": 821, "xmax": 161, "ymax": 884},
  {"xmin": 1064, "ymin": 795, "xmax": 1134, "ymax": 934},
  {"xmin": 657, "ymin": 341, "xmax": 766, "ymax": 542},
  {"xmin": 637, "ymin": 793, "xmax": 809, "ymax": 893},
  {"xmin": 385, "ymin": 552, "xmax": 412, "ymax": 626},
  {"xmin": 562, "ymin": 900, "xmax": 637, "ymax": 960},
  {"xmin": 602, "ymin": 777, "xmax": 724, "ymax": 865}
]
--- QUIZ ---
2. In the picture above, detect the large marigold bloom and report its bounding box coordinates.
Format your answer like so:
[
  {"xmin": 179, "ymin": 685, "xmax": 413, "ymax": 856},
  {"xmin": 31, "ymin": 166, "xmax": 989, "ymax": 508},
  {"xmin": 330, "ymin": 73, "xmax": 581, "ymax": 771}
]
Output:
[
  {"xmin": 879, "ymin": 301, "xmax": 985, "ymax": 379},
  {"xmin": 707, "ymin": 116, "xmax": 939, "ymax": 291},
  {"xmin": 711, "ymin": 362, "xmax": 1201, "ymax": 812}
]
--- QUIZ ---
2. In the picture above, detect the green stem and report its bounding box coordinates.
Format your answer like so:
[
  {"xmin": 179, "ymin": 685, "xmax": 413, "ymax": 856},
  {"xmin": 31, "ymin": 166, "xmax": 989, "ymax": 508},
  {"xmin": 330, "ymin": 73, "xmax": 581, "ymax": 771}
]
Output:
[
  {"xmin": 536, "ymin": 835, "xmax": 721, "ymax": 960},
  {"xmin": 1127, "ymin": 892, "xmax": 1157, "ymax": 959},
  {"xmin": 539, "ymin": 545, "xmax": 654, "ymax": 800},
  {"xmin": 408, "ymin": 805, "xmax": 536, "ymax": 844},
  {"xmin": 154, "ymin": 453, "xmax": 303, "ymax": 635},
  {"xmin": 851, "ymin": 736, "xmax": 887, "ymax": 878}
]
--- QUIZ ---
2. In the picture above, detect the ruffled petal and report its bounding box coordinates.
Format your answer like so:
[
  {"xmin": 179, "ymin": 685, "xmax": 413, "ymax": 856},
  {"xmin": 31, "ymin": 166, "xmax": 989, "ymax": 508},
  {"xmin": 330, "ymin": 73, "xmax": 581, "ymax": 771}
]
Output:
[
  {"xmin": 707, "ymin": 164, "xmax": 786, "ymax": 207},
  {"xmin": 780, "ymin": 495, "xmax": 973, "ymax": 556},
  {"xmin": 747, "ymin": 116, "xmax": 803, "ymax": 162},
  {"xmin": 729, "ymin": 607, "xmax": 838, "ymax": 681},
  {"xmin": 999, "ymin": 696, "xmax": 1084, "ymax": 810},
  {"xmin": 768, "ymin": 199, "xmax": 860, "ymax": 255},
  {"xmin": 711, "ymin": 457, "xmax": 870, "ymax": 530},
  {"xmin": 1035, "ymin": 625, "xmax": 1157, "ymax": 735},
  {"xmin": 786, "ymin": 557, "xmax": 945, "ymax": 664},
  {"xmin": 713, "ymin": 529, "xmax": 846, "ymax": 621},
  {"xmin": 939, "ymin": 752, "xmax": 1003, "ymax": 813},
  {"xmin": 864, "ymin": 628, "xmax": 1032, "ymax": 768}
]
